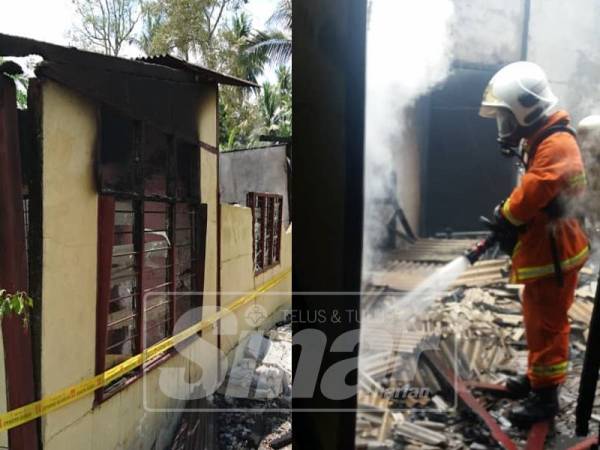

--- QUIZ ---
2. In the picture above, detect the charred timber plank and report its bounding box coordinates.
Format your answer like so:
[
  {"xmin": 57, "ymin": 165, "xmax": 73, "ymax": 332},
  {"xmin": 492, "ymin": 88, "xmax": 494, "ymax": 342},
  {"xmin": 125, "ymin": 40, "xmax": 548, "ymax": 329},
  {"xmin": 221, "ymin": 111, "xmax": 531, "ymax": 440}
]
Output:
[
  {"xmin": 0, "ymin": 76, "xmax": 39, "ymax": 449},
  {"xmin": 465, "ymin": 380, "xmax": 510, "ymax": 395},
  {"xmin": 422, "ymin": 350, "xmax": 517, "ymax": 450}
]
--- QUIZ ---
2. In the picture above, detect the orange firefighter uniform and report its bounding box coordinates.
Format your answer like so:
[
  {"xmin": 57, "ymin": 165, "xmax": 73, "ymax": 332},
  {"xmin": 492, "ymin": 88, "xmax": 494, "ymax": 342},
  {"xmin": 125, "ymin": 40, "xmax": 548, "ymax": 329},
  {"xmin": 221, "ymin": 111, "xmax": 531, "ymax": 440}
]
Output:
[{"xmin": 501, "ymin": 110, "xmax": 589, "ymax": 388}]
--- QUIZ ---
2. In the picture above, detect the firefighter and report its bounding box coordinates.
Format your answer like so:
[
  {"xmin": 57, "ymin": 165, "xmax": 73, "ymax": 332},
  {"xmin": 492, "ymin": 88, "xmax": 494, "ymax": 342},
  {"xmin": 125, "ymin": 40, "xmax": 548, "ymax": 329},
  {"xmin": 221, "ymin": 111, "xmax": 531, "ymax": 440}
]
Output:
[{"xmin": 479, "ymin": 61, "xmax": 589, "ymax": 426}]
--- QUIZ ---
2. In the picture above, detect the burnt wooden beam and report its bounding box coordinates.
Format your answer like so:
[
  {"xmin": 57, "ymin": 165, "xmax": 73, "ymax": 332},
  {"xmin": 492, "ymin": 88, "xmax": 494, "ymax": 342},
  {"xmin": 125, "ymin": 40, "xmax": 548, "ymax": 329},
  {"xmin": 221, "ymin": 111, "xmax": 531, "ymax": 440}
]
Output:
[
  {"xmin": 0, "ymin": 75, "xmax": 39, "ymax": 449},
  {"xmin": 576, "ymin": 266, "xmax": 600, "ymax": 437}
]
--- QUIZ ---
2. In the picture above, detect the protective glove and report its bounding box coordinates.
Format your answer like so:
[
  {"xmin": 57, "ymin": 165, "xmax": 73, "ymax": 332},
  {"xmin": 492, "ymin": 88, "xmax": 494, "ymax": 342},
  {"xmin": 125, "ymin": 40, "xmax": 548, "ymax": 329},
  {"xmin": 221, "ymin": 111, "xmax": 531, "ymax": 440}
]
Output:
[{"xmin": 489, "ymin": 202, "xmax": 520, "ymax": 256}]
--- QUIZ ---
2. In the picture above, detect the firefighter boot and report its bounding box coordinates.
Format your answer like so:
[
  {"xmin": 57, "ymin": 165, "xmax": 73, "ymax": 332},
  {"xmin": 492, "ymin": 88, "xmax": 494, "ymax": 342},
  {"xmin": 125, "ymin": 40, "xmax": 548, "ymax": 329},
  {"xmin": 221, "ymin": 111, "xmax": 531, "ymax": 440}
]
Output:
[
  {"xmin": 508, "ymin": 385, "xmax": 559, "ymax": 427},
  {"xmin": 505, "ymin": 374, "xmax": 531, "ymax": 399}
]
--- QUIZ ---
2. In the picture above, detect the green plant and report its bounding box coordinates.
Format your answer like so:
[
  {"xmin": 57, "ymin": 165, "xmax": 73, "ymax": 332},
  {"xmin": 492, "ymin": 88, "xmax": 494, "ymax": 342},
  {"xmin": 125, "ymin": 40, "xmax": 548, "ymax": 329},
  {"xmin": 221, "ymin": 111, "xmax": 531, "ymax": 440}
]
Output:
[{"xmin": 0, "ymin": 290, "xmax": 33, "ymax": 327}]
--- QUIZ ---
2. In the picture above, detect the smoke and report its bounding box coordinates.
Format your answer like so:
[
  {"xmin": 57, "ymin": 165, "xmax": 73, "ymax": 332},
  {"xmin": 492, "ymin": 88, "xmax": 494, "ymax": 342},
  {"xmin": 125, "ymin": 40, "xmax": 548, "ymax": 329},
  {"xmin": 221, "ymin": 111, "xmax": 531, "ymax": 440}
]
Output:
[
  {"xmin": 362, "ymin": 0, "xmax": 455, "ymax": 274},
  {"xmin": 576, "ymin": 122, "xmax": 600, "ymax": 265}
]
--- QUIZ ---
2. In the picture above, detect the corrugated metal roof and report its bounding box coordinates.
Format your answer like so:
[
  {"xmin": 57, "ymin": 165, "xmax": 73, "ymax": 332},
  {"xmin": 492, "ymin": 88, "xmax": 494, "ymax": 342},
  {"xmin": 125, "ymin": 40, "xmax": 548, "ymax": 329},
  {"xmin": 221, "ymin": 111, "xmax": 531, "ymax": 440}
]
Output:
[
  {"xmin": 137, "ymin": 55, "xmax": 258, "ymax": 88},
  {"xmin": 0, "ymin": 33, "xmax": 256, "ymax": 87},
  {"xmin": 366, "ymin": 239, "xmax": 509, "ymax": 292}
]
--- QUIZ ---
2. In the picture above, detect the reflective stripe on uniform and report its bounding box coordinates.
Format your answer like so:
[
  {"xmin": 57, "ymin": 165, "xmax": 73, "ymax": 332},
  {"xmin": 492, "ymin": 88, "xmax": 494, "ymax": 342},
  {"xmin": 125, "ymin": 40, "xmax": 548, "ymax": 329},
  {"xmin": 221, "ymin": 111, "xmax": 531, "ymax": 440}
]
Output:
[
  {"xmin": 517, "ymin": 245, "xmax": 590, "ymax": 281},
  {"xmin": 531, "ymin": 361, "xmax": 568, "ymax": 376},
  {"xmin": 568, "ymin": 172, "xmax": 587, "ymax": 188},
  {"xmin": 502, "ymin": 198, "xmax": 526, "ymax": 226}
]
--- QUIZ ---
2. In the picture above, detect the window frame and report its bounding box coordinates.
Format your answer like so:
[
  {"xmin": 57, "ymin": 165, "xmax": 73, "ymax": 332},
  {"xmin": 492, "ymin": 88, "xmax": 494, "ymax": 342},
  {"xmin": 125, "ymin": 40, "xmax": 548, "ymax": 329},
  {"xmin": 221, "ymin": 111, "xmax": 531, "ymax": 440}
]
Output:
[
  {"xmin": 95, "ymin": 111, "xmax": 207, "ymax": 403},
  {"xmin": 247, "ymin": 192, "xmax": 283, "ymax": 275}
]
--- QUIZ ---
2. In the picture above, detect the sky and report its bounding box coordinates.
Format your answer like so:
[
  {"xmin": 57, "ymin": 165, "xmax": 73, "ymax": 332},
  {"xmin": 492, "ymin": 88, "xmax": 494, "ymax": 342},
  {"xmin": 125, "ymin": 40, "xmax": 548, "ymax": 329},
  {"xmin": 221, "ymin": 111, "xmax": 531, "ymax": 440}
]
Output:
[{"xmin": 0, "ymin": 0, "xmax": 277, "ymax": 57}]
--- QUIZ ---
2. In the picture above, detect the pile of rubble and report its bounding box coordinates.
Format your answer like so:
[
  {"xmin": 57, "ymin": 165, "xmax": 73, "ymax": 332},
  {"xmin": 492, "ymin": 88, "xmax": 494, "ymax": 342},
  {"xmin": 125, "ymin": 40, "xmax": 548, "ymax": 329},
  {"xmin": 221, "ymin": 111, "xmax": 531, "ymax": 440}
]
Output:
[
  {"xmin": 358, "ymin": 256, "xmax": 600, "ymax": 449},
  {"xmin": 170, "ymin": 321, "xmax": 292, "ymax": 450},
  {"xmin": 214, "ymin": 322, "xmax": 292, "ymax": 449}
]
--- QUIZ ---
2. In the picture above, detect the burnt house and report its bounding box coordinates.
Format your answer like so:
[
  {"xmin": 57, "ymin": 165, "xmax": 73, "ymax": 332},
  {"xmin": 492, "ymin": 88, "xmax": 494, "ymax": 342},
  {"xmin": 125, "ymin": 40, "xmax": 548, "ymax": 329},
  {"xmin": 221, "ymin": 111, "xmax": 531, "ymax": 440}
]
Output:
[{"xmin": 0, "ymin": 33, "xmax": 291, "ymax": 450}]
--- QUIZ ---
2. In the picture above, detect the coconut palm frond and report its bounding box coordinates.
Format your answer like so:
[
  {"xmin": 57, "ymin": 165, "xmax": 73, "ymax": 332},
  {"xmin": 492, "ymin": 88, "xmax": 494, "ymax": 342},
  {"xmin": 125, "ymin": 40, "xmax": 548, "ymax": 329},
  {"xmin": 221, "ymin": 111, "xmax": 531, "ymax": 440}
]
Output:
[
  {"xmin": 244, "ymin": 31, "xmax": 291, "ymax": 66},
  {"xmin": 267, "ymin": 0, "xmax": 292, "ymax": 30}
]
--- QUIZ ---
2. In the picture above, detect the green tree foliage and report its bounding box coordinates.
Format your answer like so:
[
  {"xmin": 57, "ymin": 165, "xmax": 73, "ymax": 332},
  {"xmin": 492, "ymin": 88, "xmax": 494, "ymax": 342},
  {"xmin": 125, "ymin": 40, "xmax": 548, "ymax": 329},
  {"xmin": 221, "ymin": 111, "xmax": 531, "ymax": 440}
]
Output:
[
  {"xmin": 70, "ymin": 0, "xmax": 142, "ymax": 56},
  {"xmin": 220, "ymin": 13, "xmax": 268, "ymax": 84},
  {"xmin": 259, "ymin": 65, "xmax": 291, "ymax": 138},
  {"xmin": 70, "ymin": 0, "xmax": 291, "ymax": 149},
  {"xmin": 0, "ymin": 58, "xmax": 29, "ymax": 109},
  {"xmin": 244, "ymin": 0, "xmax": 291, "ymax": 66},
  {"xmin": 140, "ymin": 0, "xmax": 246, "ymax": 64},
  {"xmin": 218, "ymin": 13, "xmax": 268, "ymax": 149},
  {"xmin": 136, "ymin": 1, "xmax": 167, "ymax": 55}
]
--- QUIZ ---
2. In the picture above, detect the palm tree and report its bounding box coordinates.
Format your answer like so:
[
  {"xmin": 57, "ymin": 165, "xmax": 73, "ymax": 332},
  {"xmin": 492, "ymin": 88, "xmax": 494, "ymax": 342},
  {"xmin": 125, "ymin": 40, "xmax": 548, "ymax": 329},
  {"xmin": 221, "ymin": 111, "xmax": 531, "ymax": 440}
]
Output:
[
  {"xmin": 223, "ymin": 13, "xmax": 269, "ymax": 84},
  {"xmin": 258, "ymin": 67, "xmax": 292, "ymax": 137},
  {"xmin": 244, "ymin": 0, "xmax": 291, "ymax": 65}
]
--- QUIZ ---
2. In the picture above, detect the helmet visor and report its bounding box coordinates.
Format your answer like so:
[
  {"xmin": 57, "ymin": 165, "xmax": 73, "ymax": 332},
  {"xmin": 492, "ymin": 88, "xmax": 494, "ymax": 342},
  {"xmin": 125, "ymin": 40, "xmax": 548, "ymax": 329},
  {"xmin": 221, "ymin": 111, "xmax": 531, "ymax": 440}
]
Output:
[{"xmin": 496, "ymin": 109, "xmax": 518, "ymax": 138}]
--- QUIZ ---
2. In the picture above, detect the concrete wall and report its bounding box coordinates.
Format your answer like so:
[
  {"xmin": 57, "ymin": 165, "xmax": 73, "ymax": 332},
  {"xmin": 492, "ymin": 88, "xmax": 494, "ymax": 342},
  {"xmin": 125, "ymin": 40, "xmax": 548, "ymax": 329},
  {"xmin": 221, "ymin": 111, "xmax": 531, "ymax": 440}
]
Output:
[
  {"xmin": 219, "ymin": 145, "xmax": 290, "ymax": 225},
  {"xmin": 451, "ymin": 0, "xmax": 525, "ymax": 66},
  {"xmin": 219, "ymin": 204, "xmax": 292, "ymax": 356},
  {"xmin": 528, "ymin": 0, "xmax": 600, "ymax": 122},
  {"xmin": 450, "ymin": 0, "xmax": 600, "ymax": 122}
]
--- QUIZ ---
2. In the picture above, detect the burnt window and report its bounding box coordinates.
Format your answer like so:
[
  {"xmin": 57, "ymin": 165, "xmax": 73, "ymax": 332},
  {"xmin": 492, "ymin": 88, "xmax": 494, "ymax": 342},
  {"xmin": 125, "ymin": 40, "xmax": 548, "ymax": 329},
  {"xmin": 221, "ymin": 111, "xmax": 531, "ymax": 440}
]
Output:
[
  {"xmin": 247, "ymin": 193, "xmax": 283, "ymax": 274},
  {"xmin": 176, "ymin": 141, "xmax": 200, "ymax": 200},
  {"xmin": 97, "ymin": 106, "xmax": 200, "ymax": 201},
  {"xmin": 96, "ymin": 112, "xmax": 206, "ymax": 401},
  {"xmin": 143, "ymin": 128, "xmax": 170, "ymax": 198},
  {"xmin": 98, "ymin": 107, "xmax": 138, "ymax": 194}
]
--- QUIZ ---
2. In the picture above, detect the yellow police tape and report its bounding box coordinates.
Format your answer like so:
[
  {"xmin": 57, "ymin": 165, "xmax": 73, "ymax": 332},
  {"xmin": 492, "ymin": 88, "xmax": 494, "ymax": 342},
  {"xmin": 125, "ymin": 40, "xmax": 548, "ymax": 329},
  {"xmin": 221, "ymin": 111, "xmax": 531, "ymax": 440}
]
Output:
[{"xmin": 0, "ymin": 268, "xmax": 291, "ymax": 432}]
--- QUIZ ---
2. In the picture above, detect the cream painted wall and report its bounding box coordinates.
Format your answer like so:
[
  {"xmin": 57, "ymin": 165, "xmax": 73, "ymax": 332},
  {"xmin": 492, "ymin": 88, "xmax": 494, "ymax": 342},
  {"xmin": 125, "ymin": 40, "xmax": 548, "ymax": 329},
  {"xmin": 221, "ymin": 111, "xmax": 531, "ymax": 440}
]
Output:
[
  {"xmin": 198, "ymin": 87, "xmax": 220, "ymax": 386},
  {"xmin": 219, "ymin": 204, "xmax": 292, "ymax": 356},
  {"xmin": 40, "ymin": 80, "xmax": 98, "ymax": 446},
  {"xmin": 35, "ymin": 80, "xmax": 232, "ymax": 450}
]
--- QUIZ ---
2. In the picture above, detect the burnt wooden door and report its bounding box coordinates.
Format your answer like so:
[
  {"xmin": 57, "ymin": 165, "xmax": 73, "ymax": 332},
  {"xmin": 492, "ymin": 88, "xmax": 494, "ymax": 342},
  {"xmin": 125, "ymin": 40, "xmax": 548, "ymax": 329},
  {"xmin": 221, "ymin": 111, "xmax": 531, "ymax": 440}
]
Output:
[{"xmin": 421, "ymin": 66, "xmax": 519, "ymax": 236}]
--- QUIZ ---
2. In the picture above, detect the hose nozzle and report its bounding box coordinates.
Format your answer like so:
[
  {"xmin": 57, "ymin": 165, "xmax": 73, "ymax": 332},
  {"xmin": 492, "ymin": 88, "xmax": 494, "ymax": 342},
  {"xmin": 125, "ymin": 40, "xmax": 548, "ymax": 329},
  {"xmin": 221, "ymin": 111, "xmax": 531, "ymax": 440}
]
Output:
[{"xmin": 465, "ymin": 234, "xmax": 497, "ymax": 265}]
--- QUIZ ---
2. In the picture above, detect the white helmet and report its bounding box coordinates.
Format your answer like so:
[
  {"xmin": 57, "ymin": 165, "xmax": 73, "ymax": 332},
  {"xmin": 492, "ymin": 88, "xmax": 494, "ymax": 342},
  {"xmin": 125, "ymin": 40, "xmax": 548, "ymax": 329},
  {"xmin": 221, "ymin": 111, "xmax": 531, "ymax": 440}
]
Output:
[{"xmin": 480, "ymin": 61, "xmax": 558, "ymax": 138}]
